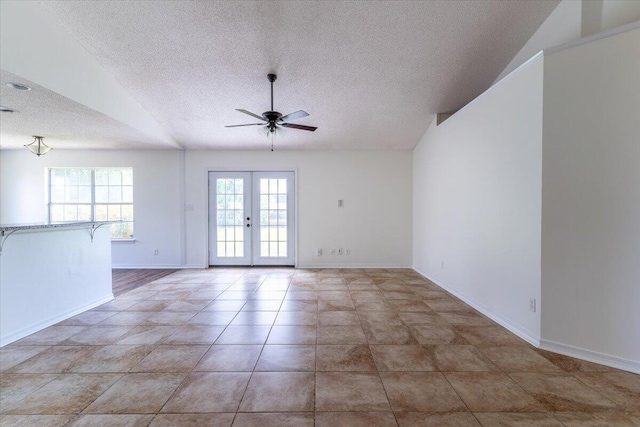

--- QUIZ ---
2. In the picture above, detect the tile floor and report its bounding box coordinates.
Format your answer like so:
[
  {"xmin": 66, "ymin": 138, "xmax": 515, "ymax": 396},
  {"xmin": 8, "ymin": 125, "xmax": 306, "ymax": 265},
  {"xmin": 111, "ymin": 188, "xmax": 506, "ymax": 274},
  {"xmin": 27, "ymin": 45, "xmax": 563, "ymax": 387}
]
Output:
[{"xmin": 1, "ymin": 268, "xmax": 639, "ymax": 426}]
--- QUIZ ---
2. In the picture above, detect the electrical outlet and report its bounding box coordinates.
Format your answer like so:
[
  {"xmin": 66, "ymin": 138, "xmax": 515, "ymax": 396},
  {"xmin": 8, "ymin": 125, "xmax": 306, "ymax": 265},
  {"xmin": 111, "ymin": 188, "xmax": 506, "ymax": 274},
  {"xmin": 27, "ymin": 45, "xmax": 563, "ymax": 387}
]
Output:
[
  {"xmin": 338, "ymin": 248, "xmax": 343, "ymax": 255},
  {"xmin": 153, "ymin": 249, "xmax": 159, "ymax": 256},
  {"xmin": 345, "ymin": 248, "xmax": 350, "ymax": 255},
  {"xmin": 529, "ymin": 298, "xmax": 536, "ymax": 312},
  {"xmin": 316, "ymin": 248, "xmax": 322, "ymax": 256},
  {"xmin": 330, "ymin": 249, "xmax": 336, "ymax": 255}
]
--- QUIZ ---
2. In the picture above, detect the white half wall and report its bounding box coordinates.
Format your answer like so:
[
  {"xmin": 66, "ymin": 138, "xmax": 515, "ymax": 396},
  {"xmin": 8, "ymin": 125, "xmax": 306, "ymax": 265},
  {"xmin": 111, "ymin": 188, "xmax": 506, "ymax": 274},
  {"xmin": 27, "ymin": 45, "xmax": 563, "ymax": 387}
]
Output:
[
  {"xmin": 0, "ymin": 149, "xmax": 183, "ymax": 267},
  {"xmin": 184, "ymin": 150, "xmax": 413, "ymax": 268},
  {"xmin": 413, "ymin": 56, "xmax": 544, "ymax": 344},
  {"xmin": 541, "ymin": 28, "xmax": 640, "ymax": 371}
]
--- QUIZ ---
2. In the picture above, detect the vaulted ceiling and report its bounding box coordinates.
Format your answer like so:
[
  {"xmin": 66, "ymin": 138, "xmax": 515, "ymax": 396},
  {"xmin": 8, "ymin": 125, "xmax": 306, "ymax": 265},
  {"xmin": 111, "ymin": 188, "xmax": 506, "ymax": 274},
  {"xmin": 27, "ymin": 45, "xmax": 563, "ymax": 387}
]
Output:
[{"xmin": 0, "ymin": 0, "xmax": 559, "ymax": 151}]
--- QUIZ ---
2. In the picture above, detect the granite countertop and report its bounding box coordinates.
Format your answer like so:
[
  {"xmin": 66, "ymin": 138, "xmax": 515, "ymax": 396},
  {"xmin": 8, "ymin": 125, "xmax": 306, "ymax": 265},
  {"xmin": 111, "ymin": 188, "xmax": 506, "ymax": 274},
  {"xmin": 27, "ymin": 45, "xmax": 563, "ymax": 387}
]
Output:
[{"xmin": 0, "ymin": 221, "xmax": 114, "ymax": 233}]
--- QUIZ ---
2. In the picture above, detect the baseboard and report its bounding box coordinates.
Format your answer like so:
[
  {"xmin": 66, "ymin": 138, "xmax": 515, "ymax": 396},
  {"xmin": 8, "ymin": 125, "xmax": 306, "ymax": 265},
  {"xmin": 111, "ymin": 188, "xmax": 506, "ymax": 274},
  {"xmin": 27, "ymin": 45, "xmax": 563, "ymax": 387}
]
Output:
[
  {"xmin": 297, "ymin": 264, "xmax": 413, "ymax": 269},
  {"xmin": 112, "ymin": 264, "xmax": 205, "ymax": 269},
  {"xmin": 0, "ymin": 294, "xmax": 114, "ymax": 347},
  {"xmin": 413, "ymin": 267, "xmax": 541, "ymax": 347},
  {"xmin": 540, "ymin": 339, "xmax": 640, "ymax": 375}
]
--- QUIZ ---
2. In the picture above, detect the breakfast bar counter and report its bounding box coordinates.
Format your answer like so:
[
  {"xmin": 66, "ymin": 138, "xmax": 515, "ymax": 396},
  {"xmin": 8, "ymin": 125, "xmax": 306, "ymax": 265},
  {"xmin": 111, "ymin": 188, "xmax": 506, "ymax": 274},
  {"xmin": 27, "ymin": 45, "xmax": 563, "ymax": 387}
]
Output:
[{"xmin": 0, "ymin": 222, "xmax": 114, "ymax": 345}]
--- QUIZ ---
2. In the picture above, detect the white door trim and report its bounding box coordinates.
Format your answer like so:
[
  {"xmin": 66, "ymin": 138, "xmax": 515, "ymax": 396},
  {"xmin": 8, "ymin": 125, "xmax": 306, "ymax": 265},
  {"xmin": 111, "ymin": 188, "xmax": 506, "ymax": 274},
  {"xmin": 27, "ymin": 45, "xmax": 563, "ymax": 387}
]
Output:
[{"xmin": 205, "ymin": 167, "xmax": 298, "ymax": 267}]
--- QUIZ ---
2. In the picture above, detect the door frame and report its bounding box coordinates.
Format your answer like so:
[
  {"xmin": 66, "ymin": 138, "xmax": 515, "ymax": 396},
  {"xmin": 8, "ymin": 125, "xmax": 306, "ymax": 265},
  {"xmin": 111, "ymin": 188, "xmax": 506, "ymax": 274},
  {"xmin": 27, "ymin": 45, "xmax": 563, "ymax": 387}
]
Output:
[{"xmin": 205, "ymin": 167, "xmax": 298, "ymax": 267}]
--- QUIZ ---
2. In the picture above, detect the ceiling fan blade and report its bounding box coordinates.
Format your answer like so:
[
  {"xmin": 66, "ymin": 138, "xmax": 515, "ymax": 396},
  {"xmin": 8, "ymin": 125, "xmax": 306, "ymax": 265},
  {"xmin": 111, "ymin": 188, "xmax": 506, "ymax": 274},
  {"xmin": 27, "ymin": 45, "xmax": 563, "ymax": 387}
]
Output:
[
  {"xmin": 225, "ymin": 123, "xmax": 265, "ymax": 127},
  {"xmin": 236, "ymin": 109, "xmax": 266, "ymax": 121},
  {"xmin": 281, "ymin": 123, "xmax": 317, "ymax": 132},
  {"xmin": 280, "ymin": 110, "xmax": 309, "ymax": 122}
]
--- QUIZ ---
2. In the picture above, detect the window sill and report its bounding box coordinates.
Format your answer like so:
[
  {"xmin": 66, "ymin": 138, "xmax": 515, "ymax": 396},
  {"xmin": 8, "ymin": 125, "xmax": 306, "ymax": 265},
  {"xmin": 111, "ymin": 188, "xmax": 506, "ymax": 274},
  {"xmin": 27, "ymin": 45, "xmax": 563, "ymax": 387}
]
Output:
[{"xmin": 111, "ymin": 238, "xmax": 136, "ymax": 243}]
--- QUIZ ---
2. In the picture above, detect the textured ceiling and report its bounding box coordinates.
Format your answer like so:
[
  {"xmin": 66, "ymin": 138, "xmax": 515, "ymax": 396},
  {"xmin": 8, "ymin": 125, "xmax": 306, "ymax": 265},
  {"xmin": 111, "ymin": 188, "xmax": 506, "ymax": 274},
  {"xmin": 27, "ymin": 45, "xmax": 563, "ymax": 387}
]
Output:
[{"xmin": 1, "ymin": 0, "xmax": 559, "ymax": 150}]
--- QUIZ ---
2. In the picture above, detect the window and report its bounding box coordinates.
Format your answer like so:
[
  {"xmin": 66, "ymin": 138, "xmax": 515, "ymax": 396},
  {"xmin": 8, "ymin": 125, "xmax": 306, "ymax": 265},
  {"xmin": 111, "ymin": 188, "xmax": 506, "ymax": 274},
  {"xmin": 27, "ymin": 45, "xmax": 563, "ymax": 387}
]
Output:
[{"xmin": 48, "ymin": 168, "xmax": 134, "ymax": 239}]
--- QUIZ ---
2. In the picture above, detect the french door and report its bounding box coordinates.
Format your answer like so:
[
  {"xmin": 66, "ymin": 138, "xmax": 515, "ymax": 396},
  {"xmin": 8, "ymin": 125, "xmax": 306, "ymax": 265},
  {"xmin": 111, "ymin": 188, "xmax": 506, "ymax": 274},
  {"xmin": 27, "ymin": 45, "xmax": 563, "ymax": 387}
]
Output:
[{"xmin": 208, "ymin": 171, "xmax": 295, "ymax": 266}]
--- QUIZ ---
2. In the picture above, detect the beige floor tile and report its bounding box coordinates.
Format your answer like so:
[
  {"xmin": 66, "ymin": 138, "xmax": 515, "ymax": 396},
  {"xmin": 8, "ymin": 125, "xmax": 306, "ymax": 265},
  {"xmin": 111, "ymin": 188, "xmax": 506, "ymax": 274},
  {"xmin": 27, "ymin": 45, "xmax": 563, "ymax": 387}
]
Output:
[
  {"xmin": 125, "ymin": 300, "xmax": 173, "ymax": 312},
  {"xmin": 131, "ymin": 345, "xmax": 208, "ymax": 372},
  {"xmin": 574, "ymin": 372, "xmax": 640, "ymax": 411},
  {"xmin": 398, "ymin": 312, "xmax": 445, "ymax": 325},
  {"xmin": 69, "ymin": 345, "xmax": 153, "ymax": 373},
  {"xmin": 395, "ymin": 412, "xmax": 480, "ymax": 426},
  {"xmin": 430, "ymin": 345, "xmax": 497, "ymax": 372},
  {"xmin": 315, "ymin": 411, "xmax": 397, "ymax": 427},
  {"xmin": 380, "ymin": 371, "xmax": 466, "ymax": 412},
  {"xmin": 1, "ymin": 346, "xmax": 51, "ymax": 373},
  {"xmin": 214, "ymin": 326, "xmax": 270, "ymax": 345},
  {"xmin": 163, "ymin": 325, "xmax": 225, "ymax": 344},
  {"xmin": 229, "ymin": 311, "xmax": 277, "ymax": 325},
  {"xmin": 362, "ymin": 324, "xmax": 418, "ymax": 345},
  {"xmin": 279, "ymin": 300, "xmax": 318, "ymax": 311},
  {"xmin": 510, "ymin": 373, "xmax": 619, "ymax": 412},
  {"xmin": 535, "ymin": 350, "xmax": 616, "ymax": 372},
  {"xmin": 266, "ymin": 325, "xmax": 316, "ymax": 344},
  {"xmin": 7, "ymin": 267, "xmax": 637, "ymax": 422},
  {"xmin": 454, "ymin": 326, "xmax": 527, "ymax": 346},
  {"xmin": 318, "ymin": 299, "xmax": 356, "ymax": 311},
  {"xmin": 232, "ymin": 412, "xmax": 313, "ymax": 427},
  {"xmin": 0, "ymin": 415, "xmax": 73, "ymax": 427},
  {"xmin": 370, "ymin": 345, "xmax": 437, "ymax": 371},
  {"xmin": 358, "ymin": 311, "xmax": 404, "ymax": 326},
  {"xmin": 410, "ymin": 325, "xmax": 470, "ymax": 345},
  {"xmin": 149, "ymin": 413, "xmax": 234, "ymax": 427},
  {"xmin": 116, "ymin": 326, "xmax": 177, "ymax": 345},
  {"xmin": 255, "ymin": 345, "xmax": 315, "ymax": 371},
  {"xmin": 203, "ymin": 300, "xmax": 246, "ymax": 311},
  {"xmin": 7, "ymin": 346, "xmax": 98, "ymax": 374},
  {"xmin": 57, "ymin": 311, "xmax": 116, "ymax": 326},
  {"xmin": 62, "ymin": 326, "xmax": 134, "ymax": 345},
  {"xmin": 194, "ymin": 345, "xmax": 262, "ymax": 371},
  {"xmin": 553, "ymin": 411, "xmax": 640, "ymax": 426},
  {"xmin": 477, "ymin": 345, "xmax": 562, "ymax": 372},
  {"xmin": 316, "ymin": 345, "xmax": 376, "ymax": 371},
  {"xmin": 5, "ymin": 373, "xmax": 121, "ymax": 414},
  {"xmin": 13, "ymin": 327, "xmax": 87, "ymax": 346},
  {"xmin": 187, "ymin": 311, "xmax": 237, "ymax": 325},
  {"xmin": 97, "ymin": 311, "xmax": 153, "ymax": 325},
  {"xmin": 317, "ymin": 311, "xmax": 361, "ymax": 325},
  {"xmin": 473, "ymin": 412, "xmax": 564, "ymax": 426},
  {"xmin": 84, "ymin": 373, "xmax": 184, "ymax": 413},
  {"xmin": 161, "ymin": 372, "xmax": 250, "ymax": 413},
  {"xmin": 274, "ymin": 311, "xmax": 317, "ymax": 325},
  {"xmin": 315, "ymin": 372, "xmax": 390, "ymax": 411},
  {"xmin": 239, "ymin": 372, "xmax": 314, "ymax": 412},
  {"xmin": 317, "ymin": 325, "xmax": 367, "ymax": 344},
  {"xmin": 0, "ymin": 374, "xmax": 58, "ymax": 412},
  {"xmin": 241, "ymin": 300, "xmax": 282, "ymax": 311},
  {"xmin": 284, "ymin": 291, "xmax": 318, "ymax": 300},
  {"xmin": 67, "ymin": 414, "xmax": 155, "ymax": 427},
  {"xmin": 446, "ymin": 372, "xmax": 545, "ymax": 412},
  {"xmin": 387, "ymin": 299, "xmax": 433, "ymax": 312}
]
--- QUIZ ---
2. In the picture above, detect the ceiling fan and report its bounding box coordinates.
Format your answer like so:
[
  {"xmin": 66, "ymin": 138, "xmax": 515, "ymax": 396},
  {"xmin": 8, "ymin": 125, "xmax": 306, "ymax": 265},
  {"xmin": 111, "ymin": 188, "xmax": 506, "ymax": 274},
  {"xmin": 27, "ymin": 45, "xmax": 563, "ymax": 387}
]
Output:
[{"xmin": 225, "ymin": 74, "xmax": 317, "ymax": 138}]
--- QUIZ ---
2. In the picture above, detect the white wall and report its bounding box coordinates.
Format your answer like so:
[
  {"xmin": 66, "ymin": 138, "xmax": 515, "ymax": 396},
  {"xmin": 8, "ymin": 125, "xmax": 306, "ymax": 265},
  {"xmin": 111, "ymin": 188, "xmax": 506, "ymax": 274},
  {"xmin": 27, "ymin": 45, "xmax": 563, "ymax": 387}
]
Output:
[
  {"xmin": 184, "ymin": 150, "xmax": 413, "ymax": 268},
  {"xmin": 494, "ymin": 0, "xmax": 581, "ymax": 84},
  {"xmin": 1, "ymin": 148, "xmax": 412, "ymax": 268},
  {"xmin": 541, "ymin": 28, "xmax": 640, "ymax": 371},
  {"xmin": 413, "ymin": 57, "xmax": 544, "ymax": 344},
  {"xmin": 494, "ymin": 0, "xmax": 640, "ymax": 85},
  {"xmin": 0, "ymin": 149, "xmax": 183, "ymax": 267}
]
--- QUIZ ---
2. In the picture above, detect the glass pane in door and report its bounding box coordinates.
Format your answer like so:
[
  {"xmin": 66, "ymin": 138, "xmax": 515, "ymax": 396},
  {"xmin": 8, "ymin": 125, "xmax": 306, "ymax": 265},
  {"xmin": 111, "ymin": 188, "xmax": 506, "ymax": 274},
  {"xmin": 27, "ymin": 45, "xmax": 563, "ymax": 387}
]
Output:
[
  {"xmin": 215, "ymin": 178, "xmax": 245, "ymax": 257},
  {"xmin": 258, "ymin": 178, "xmax": 288, "ymax": 257}
]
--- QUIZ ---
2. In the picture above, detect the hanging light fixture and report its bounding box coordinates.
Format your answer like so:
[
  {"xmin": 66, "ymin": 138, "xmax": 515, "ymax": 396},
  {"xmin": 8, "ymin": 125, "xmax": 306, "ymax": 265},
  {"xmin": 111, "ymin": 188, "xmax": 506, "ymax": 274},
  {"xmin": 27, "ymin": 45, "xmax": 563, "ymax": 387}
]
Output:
[{"xmin": 24, "ymin": 136, "xmax": 52, "ymax": 156}]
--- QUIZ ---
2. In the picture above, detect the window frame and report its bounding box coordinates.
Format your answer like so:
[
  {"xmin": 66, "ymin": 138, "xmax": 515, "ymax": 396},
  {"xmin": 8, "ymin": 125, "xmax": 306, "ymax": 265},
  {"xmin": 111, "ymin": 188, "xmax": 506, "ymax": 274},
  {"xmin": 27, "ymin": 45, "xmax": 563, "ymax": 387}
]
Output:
[{"xmin": 47, "ymin": 167, "xmax": 134, "ymax": 240}]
